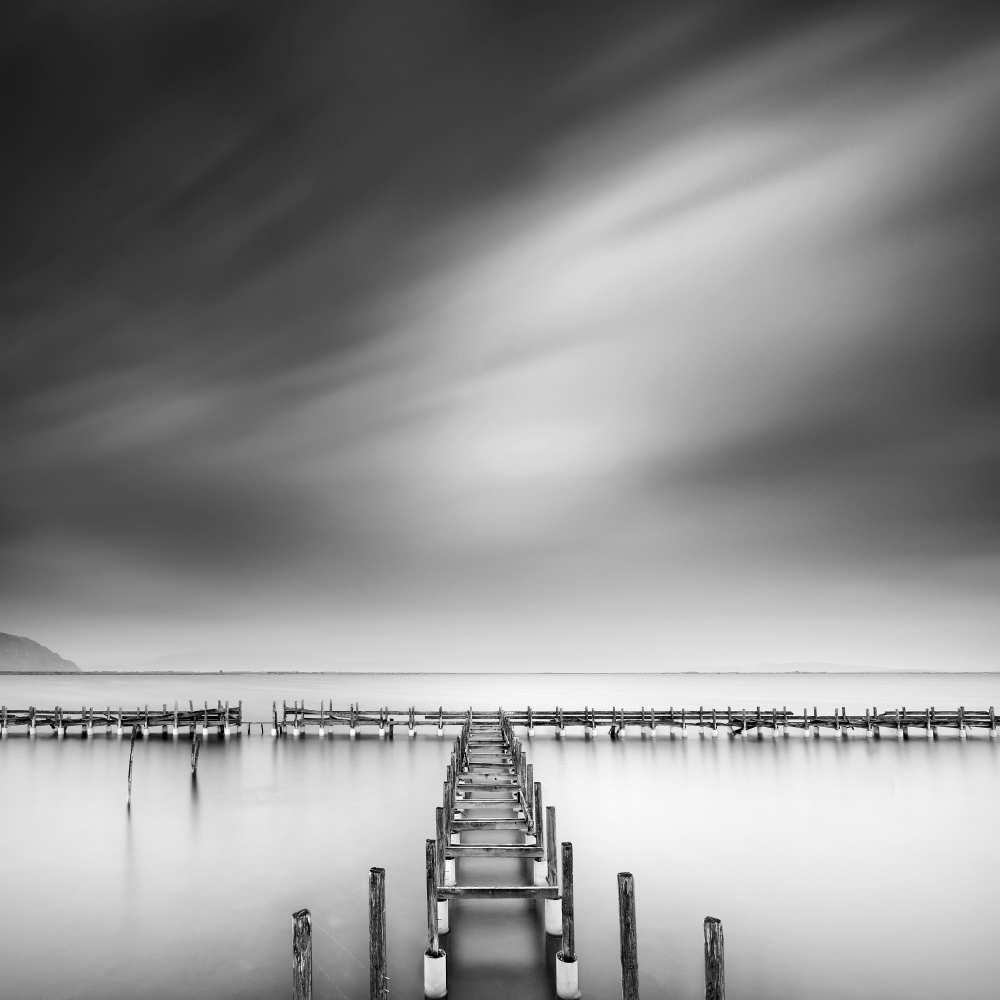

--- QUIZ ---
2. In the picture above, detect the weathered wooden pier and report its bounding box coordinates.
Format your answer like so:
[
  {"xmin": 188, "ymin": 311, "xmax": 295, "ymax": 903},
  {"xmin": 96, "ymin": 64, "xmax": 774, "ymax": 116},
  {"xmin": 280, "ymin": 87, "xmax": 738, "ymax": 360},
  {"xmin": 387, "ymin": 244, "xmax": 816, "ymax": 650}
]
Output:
[
  {"xmin": 273, "ymin": 702, "xmax": 997, "ymax": 739},
  {"xmin": 424, "ymin": 710, "xmax": 580, "ymax": 999},
  {"xmin": 0, "ymin": 701, "xmax": 241, "ymax": 738}
]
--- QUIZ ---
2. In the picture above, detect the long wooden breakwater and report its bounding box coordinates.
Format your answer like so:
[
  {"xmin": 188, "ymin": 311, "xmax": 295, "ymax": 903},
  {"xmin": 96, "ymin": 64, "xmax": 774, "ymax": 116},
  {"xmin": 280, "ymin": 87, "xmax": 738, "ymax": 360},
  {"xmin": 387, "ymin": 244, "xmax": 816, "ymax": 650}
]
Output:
[
  {"xmin": 0, "ymin": 701, "xmax": 241, "ymax": 738},
  {"xmin": 274, "ymin": 702, "xmax": 997, "ymax": 739}
]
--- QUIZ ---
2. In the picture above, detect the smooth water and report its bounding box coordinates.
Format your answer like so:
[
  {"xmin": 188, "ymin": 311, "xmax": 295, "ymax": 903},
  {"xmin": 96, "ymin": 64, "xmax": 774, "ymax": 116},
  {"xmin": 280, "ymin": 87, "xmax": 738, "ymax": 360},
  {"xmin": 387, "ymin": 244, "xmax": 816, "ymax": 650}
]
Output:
[{"xmin": 1, "ymin": 673, "xmax": 998, "ymax": 999}]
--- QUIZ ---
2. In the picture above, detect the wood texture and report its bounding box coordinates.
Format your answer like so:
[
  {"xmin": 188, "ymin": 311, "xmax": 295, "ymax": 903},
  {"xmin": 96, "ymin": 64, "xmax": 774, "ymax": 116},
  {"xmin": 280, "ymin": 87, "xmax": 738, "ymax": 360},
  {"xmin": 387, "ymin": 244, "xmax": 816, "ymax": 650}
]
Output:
[
  {"xmin": 292, "ymin": 908, "xmax": 312, "ymax": 1000},
  {"xmin": 618, "ymin": 872, "xmax": 639, "ymax": 999},
  {"xmin": 704, "ymin": 916, "xmax": 725, "ymax": 1000},
  {"xmin": 369, "ymin": 867, "xmax": 388, "ymax": 999}
]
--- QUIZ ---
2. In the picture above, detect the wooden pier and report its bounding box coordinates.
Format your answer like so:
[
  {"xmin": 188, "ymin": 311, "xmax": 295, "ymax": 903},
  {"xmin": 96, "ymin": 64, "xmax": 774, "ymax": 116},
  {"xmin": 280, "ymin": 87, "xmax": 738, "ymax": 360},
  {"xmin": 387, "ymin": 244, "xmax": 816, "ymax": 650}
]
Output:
[
  {"xmin": 273, "ymin": 703, "xmax": 997, "ymax": 739},
  {"xmin": 423, "ymin": 709, "xmax": 581, "ymax": 998},
  {"xmin": 0, "ymin": 701, "xmax": 241, "ymax": 738}
]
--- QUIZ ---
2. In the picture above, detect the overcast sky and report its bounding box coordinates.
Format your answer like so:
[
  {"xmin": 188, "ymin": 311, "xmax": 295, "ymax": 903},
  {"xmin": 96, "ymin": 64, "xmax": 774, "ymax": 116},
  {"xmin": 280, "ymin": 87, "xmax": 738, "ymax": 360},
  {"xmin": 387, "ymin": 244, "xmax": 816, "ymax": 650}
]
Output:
[{"xmin": 3, "ymin": 1, "xmax": 999, "ymax": 670}]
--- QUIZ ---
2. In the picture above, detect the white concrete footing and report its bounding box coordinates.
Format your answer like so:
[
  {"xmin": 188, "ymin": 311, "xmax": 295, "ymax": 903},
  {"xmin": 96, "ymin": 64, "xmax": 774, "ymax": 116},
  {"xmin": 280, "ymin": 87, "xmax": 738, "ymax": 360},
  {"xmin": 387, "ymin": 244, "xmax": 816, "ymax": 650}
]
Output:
[
  {"xmin": 444, "ymin": 859, "xmax": 456, "ymax": 886},
  {"xmin": 379, "ymin": 727, "xmax": 386, "ymax": 739},
  {"xmin": 409, "ymin": 728, "xmax": 416, "ymax": 738},
  {"xmin": 960, "ymin": 729, "xmax": 968, "ymax": 740},
  {"xmin": 555, "ymin": 953, "xmax": 581, "ymax": 999},
  {"xmin": 533, "ymin": 860, "xmax": 548, "ymax": 886},
  {"xmin": 56, "ymin": 728, "xmax": 64, "ymax": 740},
  {"xmin": 270, "ymin": 727, "xmax": 278, "ymax": 737},
  {"xmin": 424, "ymin": 950, "xmax": 447, "ymax": 998},
  {"xmin": 544, "ymin": 896, "xmax": 562, "ymax": 935},
  {"xmin": 450, "ymin": 833, "xmax": 461, "ymax": 846},
  {"xmin": 201, "ymin": 726, "xmax": 210, "ymax": 737},
  {"xmin": 172, "ymin": 727, "xmax": 179, "ymax": 738},
  {"xmin": 350, "ymin": 728, "xmax": 356, "ymax": 738},
  {"xmin": 436, "ymin": 900, "xmax": 449, "ymax": 933}
]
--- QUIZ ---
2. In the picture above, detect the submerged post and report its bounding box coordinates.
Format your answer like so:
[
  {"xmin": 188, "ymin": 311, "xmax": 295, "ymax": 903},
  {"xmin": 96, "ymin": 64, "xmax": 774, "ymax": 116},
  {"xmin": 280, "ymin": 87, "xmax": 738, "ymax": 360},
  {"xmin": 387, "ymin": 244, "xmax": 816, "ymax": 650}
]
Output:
[
  {"xmin": 704, "ymin": 917, "xmax": 725, "ymax": 1000},
  {"xmin": 191, "ymin": 733, "xmax": 202, "ymax": 778},
  {"xmin": 292, "ymin": 908, "xmax": 312, "ymax": 1000},
  {"xmin": 424, "ymin": 839, "xmax": 446, "ymax": 997},
  {"xmin": 556, "ymin": 841, "xmax": 580, "ymax": 999},
  {"xmin": 618, "ymin": 872, "xmax": 639, "ymax": 1000},
  {"xmin": 126, "ymin": 725, "xmax": 138, "ymax": 808},
  {"xmin": 369, "ymin": 867, "xmax": 388, "ymax": 1000}
]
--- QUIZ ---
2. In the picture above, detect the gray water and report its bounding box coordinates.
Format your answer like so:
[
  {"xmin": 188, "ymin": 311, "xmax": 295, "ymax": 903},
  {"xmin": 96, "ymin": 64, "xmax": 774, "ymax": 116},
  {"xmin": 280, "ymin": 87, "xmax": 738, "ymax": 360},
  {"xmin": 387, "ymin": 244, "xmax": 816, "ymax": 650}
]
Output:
[{"xmin": 1, "ymin": 672, "xmax": 998, "ymax": 999}]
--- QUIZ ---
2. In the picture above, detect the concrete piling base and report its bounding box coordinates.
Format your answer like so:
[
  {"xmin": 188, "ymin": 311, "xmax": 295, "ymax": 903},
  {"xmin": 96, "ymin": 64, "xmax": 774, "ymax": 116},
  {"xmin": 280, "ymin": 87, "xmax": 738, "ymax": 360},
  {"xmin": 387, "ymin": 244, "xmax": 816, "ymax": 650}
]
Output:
[
  {"xmin": 444, "ymin": 859, "xmax": 456, "ymax": 886},
  {"xmin": 555, "ymin": 953, "xmax": 581, "ymax": 999},
  {"xmin": 533, "ymin": 860, "xmax": 548, "ymax": 885},
  {"xmin": 544, "ymin": 896, "xmax": 562, "ymax": 935},
  {"xmin": 424, "ymin": 950, "xmax": 447, "ymax": 998},
  {"xmin": 437, "ymin": 900, "xmax": 449, "ymax": 934}
]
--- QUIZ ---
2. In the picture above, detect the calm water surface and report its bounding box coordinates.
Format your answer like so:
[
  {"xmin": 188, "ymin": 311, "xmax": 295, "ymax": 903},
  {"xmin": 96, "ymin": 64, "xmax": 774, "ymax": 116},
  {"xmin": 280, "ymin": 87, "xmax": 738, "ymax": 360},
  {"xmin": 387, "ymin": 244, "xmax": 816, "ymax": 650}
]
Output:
[{"xmin": 1, "ymin": 673, "xmax": 998, "ymax": 999}]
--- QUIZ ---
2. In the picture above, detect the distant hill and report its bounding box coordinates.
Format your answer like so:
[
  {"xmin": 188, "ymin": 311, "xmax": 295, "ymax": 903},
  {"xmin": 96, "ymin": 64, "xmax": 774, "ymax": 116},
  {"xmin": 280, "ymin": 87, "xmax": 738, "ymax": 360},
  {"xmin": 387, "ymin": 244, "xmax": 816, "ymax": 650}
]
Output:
[{"xmin": 0, "ymin": 632, "xmax": 79, "ymax": 672}]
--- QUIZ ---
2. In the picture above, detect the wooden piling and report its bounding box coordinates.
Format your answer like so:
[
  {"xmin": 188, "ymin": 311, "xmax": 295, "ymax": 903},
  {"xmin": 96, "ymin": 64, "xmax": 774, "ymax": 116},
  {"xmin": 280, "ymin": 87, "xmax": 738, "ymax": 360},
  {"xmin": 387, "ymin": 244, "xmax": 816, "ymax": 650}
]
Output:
[
  {"xmin": 426, "ymin": 839, "xmax": 440, "ymax": 955},
  {"xmin": 618, "ymin": 872, "xmax": 639, "ymax": 1000},
  {"xmin": 561, "ymin": 842, "xmax": 576, "ymax": 962},
  {"xmin": 191, "ymin": 733, "xmax": 202, "ymax": 777},
  {"xmin": 369, "ymin": 866, "xmax": 388, "ymax": 1000},
  {"xmin": 704, "ymin": 916, "xmax": 725, "ymax": 1000},
  {"xmin": 292, "ymin": 908, "xmax": 312, "ymax": 1000},
  {"xmin": 546, "ymin": 806, "xmax": 559, "ymax": 887},
  {"xmin": 127, "ymin": 725, "xmax": 137, "ymax": 807}
]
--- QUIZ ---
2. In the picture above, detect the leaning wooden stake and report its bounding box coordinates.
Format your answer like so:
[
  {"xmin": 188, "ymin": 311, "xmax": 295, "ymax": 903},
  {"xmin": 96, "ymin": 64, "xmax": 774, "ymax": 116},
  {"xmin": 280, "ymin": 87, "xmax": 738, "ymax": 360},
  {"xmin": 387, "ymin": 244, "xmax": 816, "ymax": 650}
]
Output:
[
  {"xmin": 191, "ymin": 733, "xmax": 202, "ymax": 777},
  {"xmin": 618, "ymin": 872, "xmax": 639, "ymax": 1000},
  {"xmin": 370, "ymin": 867, "xmax": 388, "ymax": 999},
  {"xmin": 126, "ymin": 725, "xmax": 138, "ymax": 808},
  {"xmin": 292, "ymin": 908, "xmax": 312, "ymax": 1000},
  {"xmin": 704, "ymin": 917, "xmax": 725, "ymax": 999}
]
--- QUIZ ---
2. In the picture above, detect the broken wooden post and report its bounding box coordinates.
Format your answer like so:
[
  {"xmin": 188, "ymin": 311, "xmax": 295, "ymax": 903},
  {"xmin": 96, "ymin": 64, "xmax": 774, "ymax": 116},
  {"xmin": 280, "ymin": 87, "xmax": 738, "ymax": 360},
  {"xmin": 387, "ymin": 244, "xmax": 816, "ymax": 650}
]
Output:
[
  {"xmin": 292, "ymin": 908, "xmax": 312, "ymax": 1000},
  {"xmin": 191, "ymin": 733, "xmax": 202, "ymax": 778},
  {"xmin": 369, "ymin": 867, "xmax": 388, "ymax": 1000},
  {"xmin": 126, "ymin": 725, "xmax": 138, "ymax": 808},
  {"xmin": 556, "ymin": 841, "xmax": 580, "ymax": 998},
  {"xmin": 424, "ymin": 839, "xmax": 446, "ymax": 997},
  {"xmin": 618, "ymin": 872, "xmax": 639, "ymax": 1000},
  {"xmin": 704, "ymin": 916, "xmax": 725, "ymax": 1000}
]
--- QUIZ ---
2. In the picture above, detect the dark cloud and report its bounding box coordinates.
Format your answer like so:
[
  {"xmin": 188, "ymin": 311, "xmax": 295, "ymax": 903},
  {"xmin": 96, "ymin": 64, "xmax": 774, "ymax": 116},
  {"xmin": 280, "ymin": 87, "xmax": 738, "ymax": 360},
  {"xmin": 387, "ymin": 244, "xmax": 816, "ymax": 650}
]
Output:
[{"xmin": 2, "ymin": 1, "xmax": 999, "ymax": 667}]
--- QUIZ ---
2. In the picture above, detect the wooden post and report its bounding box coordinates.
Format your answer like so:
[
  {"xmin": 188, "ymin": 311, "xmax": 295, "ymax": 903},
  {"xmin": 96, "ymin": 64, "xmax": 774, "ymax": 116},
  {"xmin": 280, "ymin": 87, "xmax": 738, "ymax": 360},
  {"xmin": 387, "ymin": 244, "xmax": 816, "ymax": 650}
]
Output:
[
  {"xmin": 426, "ymin": 839, "xmax": 440, "ymax": 955},
  {"xmin": 292, "ymin": 908, "xmax": 312, "ymax": 1000},
  {"xmin": 704, "ymin": 916, "xmax": 725, "ymax": 1000},
  {"xmin": 191, "ymin": 733, "xmax": 202, "ymax": 777},
  {"xmin": 546, "ymin": 805, "xmax": 558, "ymax": 887},
  {"xmin": 369, "ymin": 866, "xmax": 388, "ymax": 1000},
  {"xmin": 561, "ymin": 842, "xmax": 576, "ymax": 961},
  {"xmin": 126, "ymin": 725, "xmax": 137, "ymax": 807},
  {"xmin": 525, "ymin": 763, "xmax": 534, "ymax": 829},
  {"xmin": 618, "ymin": 872, "xmax": 639, "ymax": 1000}
]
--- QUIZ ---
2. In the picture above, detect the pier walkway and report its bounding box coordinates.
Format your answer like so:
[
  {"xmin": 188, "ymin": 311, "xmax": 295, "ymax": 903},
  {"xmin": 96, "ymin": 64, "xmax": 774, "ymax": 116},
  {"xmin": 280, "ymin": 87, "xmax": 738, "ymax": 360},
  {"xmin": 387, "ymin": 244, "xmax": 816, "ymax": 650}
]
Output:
[{"xmin": 424, "ymin": 710, "xmax": 579, "ymax": 998}]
